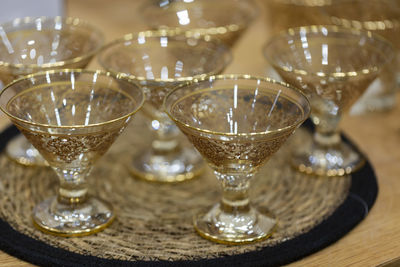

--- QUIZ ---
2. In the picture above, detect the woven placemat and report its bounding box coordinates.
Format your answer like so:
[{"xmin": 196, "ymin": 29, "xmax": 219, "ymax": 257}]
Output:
[{"xmin": 0, "ymin": 116, "xmax": 378, "ymax": 267}]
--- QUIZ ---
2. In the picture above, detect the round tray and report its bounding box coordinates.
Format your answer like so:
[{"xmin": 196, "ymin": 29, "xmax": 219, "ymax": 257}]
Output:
[{"xmin": 0, "ymin": 118, "xmax": 378, "ymax": 267}]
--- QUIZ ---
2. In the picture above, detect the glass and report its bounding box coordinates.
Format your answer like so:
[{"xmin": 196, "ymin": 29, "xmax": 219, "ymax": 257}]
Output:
[
  {"xmin": 0, "ymin": 70, "xmax": 144, "ymax": 236},
  {"xmin": 164, "ymin": 74, "xmax": 310, "ymax": 244},
  {"xmin": 264, "ymin": 25, "xmax": 394, "ymax": 176},
  {"xmin": 322, "ymin": 0, "xmax": 400, "ymax": 113},
  {"xmin": 98, "ymin": 31, "xmax": 232, "ymax": 183},
  {"xmin": 0, "ymin": 16, "xmax": 104, "ymax": 166},
  {"xmin": 138, "ymin": 0, "xmax": 258, "ymax": 46}
]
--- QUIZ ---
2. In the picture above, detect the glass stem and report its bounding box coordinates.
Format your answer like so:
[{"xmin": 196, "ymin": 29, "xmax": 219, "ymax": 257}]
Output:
[
  {"xmin": 151, "ymin": 117, "xmax": 180, "ymax": 154},
  {"xmin": 314, "ymin": 128, "xmax": 341, "ymax": 148},
  {"xmin": 53, "ymin": 166, "xmax": 90, "ymax": 205},
  {"xmin": 312, "ymin": 105, "xmax": 342, "ymax": 148},
  {"xmin": 216, "ymin": 171, "xmax": 252, "ymax": 214}
]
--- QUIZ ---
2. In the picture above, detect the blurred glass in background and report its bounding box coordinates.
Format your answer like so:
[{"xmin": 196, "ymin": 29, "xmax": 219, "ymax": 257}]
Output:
[
  {"xmin": 263, "ymin": 0, "xmax": 400, "ymax": 114},
  {"xmin": 138, "ymin": 0, "xmax": 258, "ymax": 47}
]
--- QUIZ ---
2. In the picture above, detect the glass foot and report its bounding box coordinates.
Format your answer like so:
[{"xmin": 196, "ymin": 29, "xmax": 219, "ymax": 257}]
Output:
[
  {"xmin": 32, "ymin": 196, "xmax": 115, "ymax": 236},
  {"xmin": 129, "ymin": 146, "xmax": 205, "ymax": 183},
  {"xmin": 194, "ymin": 204, "xmax": 276, "ymax": 244},
  {"xmin": 292, "ymin": 141, "xmax": 366, "ymax": 176},
  {"xmin": 6, "ymin": 134, "xmax": 48, "ymax": 167}
]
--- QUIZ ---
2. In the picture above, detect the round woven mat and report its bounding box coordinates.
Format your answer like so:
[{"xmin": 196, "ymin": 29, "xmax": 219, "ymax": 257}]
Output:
[{"xmin": 0, "ymin": 116, "xmax": 377, "ymax": 266}]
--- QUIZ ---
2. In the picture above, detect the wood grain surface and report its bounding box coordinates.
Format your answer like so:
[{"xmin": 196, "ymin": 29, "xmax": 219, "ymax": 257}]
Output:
[{"xmin": 0, "ymin": 0, "xmax": 399, "ymax": 266}]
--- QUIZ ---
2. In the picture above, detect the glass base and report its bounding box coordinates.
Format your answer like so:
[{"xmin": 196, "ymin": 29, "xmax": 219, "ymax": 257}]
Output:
[
  {"xmin": 6, "ymin": 135, "xmax": 48, "ymax": 167},
  {"xmin": 129, "ymin": 146, "xmax": 205, "ymax": 183},
  {"xmin": 194, "ymin": 204, "xmax": 276, "ymax": 244},
  {"xmin": 292, "ymin": 141, "xmax": 366, "ymax": 176},
  {"xmin": 32, "ymin": 196, "xmax": 115, "ymax": 236}
]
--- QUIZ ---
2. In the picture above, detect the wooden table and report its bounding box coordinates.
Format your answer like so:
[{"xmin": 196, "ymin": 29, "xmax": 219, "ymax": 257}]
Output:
[{"xmin": 0, "ymin": 0, "xmax": 399, "ymax": 266}]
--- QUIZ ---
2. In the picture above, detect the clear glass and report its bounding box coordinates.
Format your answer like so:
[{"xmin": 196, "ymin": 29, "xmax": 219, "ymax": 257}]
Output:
[
  {"xmin": 98, "ymin": 31, "xmax": 232, "ymax": 183},
  {"xmin": 322, "ymin": 0, "xmax": 400, "ymax": 113},
  {"xmin": 0, "ymin": 16, "xmax": 104, "ymax": 166},
  {"xmin": 0, "ymin": 70, "xmax": 144, "ymax": 236},
  {"xmin": 264, "ymin": 25, "xmax": 394, "ymax": 176},
  {"xmin": 164, "ymin": 74, "xmax": 310, "ymax": 244},
  {"xmin": 138, "ymin": 0, "xmax": 258, "ymax": 46}
]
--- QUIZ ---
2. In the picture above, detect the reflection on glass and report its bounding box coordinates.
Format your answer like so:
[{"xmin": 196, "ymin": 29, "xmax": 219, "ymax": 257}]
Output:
[
  {"xmin": 98, "ymin": 31, "xmax": 232, "ymax": 183},
  {"xmin": 0, "ymin": 70, "xmax": 144, "ymax": 236},
  {"xmin": 264, "ymin": 25, "xmax": 394, "ymax": 176},
  {"xmin": 0, "ymin": 16, "xmax": 104, "ymax": 166},
  {"xmin": 164, "ymin": 74, "xmax": 310, "ymax": 244}
]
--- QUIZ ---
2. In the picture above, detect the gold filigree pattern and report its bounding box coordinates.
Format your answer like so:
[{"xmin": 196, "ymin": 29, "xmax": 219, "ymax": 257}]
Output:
[
  {"xmin": 184, "ymin": 131, "xmax": 292, "ymax": 169},
  {"xmin": 278, "ymin": 71, "xmax": 377, "ymax": 111},
  {"xmin": 19, "ymin": 127, "xmax": 123, "ymax": 164}
]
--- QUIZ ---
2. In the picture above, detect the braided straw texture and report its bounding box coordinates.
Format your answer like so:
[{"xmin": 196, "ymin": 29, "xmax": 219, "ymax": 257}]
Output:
[{"xmin": 0, "ymin": 116, "xmax": 350, "ymax": 261}]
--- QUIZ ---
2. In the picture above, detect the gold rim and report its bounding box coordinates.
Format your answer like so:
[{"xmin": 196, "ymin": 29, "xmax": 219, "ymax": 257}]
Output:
[
  {"xmin": 97, "ymin": 29, "xmax": 232, "ymax": 83},
  {"xmin": 327, "ymin": 0, "xmax": 400, "ymax": 31},
  {"xmin": 271, "ymin": 0, "xmax": 333, "ymax": 6},
  {"xmin": 164, "ymin": 74, "xmax": 311, "ymax": 137},
  {"xmin": 0, "ymin": 69, "xmax": 145, "ymax": 129},
  {"xmin": 32, "ymin": 213, "xmax": 115, "ymax": 237},
  {"xmin": 264, "ymin": 25, "xmax": 394, "ymax": 79},
  {"xmin": 0, "ymin": 16, "xmax": 105, "ymax": 70},
  {"xmin": 138, "ymin": 0, "xmax": 259, "ymax": 33}
]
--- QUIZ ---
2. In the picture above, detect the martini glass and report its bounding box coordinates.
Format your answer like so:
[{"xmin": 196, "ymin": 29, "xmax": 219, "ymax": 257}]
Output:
[
  {"xmin": 264, "ymin": 25, "xmax": 394, "ymax": 176},
  {"xmin": 98, "ymin": 31, "xmax": 232, "ymax": 182},
  {"xmin": 0, "ymin": 70, "xmax": 144, "ymax": 236},
  {"xmin": 0, "ymin": 16, "xmax": 104, "ymax": 166},
  {"xmin": 164, "ymin": 75, "xmax": 310, "ymax": 244},
  {"xmin": 138, "ymin": 0, "xmax": 258, "ymax": 46}
]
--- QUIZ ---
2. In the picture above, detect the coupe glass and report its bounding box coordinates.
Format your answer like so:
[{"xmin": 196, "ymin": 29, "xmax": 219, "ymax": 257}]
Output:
[
  {"xmin": 264, "ymin": 25, "xmax": 394, "ymax": 176},
  {"xmin": 322, "ymin": 0, "xmax": 400, "ymax": 112},
  {"xmin": 164, "ymin": 75, "xmax": 310, "ymax": 244},
  {"xmin": 98, "ymin": 31, "xmax": 232, "ymax": 183},
  {"xmin": 0, "ymin": 70, "xmax": 144, "ymax": 236},
  {"xmin": 138, "ymin": 0, "xmax": 258, "ymax": 46},
  {"xmin": 0, "ymin": 16, "xmax": 104, "ymax": 166}
]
